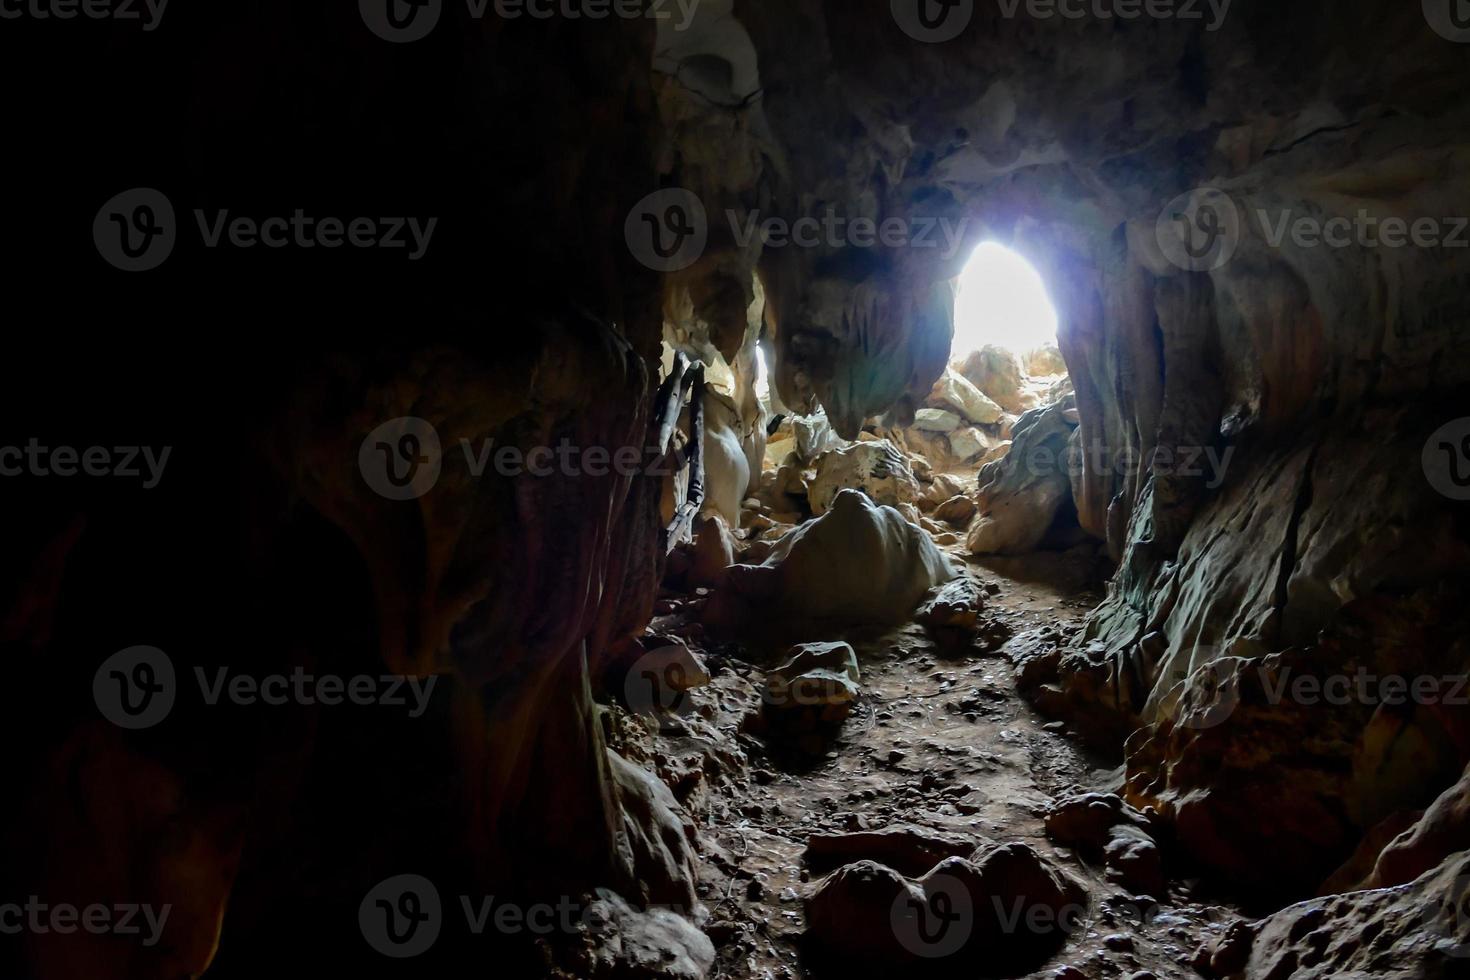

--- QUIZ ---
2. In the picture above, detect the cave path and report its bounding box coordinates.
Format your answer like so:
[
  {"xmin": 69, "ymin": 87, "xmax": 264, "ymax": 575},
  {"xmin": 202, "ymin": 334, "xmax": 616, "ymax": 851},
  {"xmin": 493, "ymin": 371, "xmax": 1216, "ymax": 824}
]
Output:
[{"xmin": 649, "ymin": 549, "xmax": 1244, "ymax": 979}]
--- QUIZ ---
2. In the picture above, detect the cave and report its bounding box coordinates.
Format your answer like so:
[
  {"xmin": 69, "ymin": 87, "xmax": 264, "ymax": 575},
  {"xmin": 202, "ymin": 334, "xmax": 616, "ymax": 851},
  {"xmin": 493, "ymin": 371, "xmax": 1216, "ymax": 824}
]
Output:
[{"xmin": 1, "ymin": 1, "xmax": 1468, "ymax": 978}]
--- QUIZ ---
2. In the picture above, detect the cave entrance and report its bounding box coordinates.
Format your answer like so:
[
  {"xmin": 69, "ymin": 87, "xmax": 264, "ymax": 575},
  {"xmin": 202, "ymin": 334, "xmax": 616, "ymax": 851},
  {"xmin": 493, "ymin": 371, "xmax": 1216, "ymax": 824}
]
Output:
[{"xmin": 952, "ymin": 241, "xmax": 1059, "ymax": 361}]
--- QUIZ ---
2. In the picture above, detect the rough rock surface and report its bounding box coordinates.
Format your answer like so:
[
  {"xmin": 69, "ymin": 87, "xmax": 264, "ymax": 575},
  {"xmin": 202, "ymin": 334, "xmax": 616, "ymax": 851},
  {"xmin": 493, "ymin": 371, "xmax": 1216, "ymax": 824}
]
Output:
[
  {"xmin": 578, "ymin": 890, "xmax": 717, "ymax": 980},
  {"xmin": 704, "ymin": 490, "xmax": 959, "ymax": 635},
  {"xmin": 807, "ymin": 440, "xmax": 922, "ymax": 517},
  {"xmin": 957, "ymin": 347, "xmax": 1034, "ymax": 416},
  {"xmin": 1203, "ymin": 852, "xmax": 1470, "ymax": 980},
  {"xmin": 930, "ymin": 368, "xmax": 1005, "ymax": 425},
  {"xmin": 968, "ymin": 404, "xmax": 1081, "ymax": 556},
  {"xmin": 804, "ymin": 843, "xmax": 1086, "ymax": 971}
]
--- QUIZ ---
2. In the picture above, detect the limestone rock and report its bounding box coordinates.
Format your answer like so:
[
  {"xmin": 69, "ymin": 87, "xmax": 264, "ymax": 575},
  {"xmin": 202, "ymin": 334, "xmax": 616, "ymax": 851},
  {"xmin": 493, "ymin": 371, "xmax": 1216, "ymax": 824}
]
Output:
[
  {"xmin": 967, "ymin": 405, "xmax": 1078, "ymax": 555},
  {"xmin": 808, "ymin": 440, "xmax": 921, "ymax": 517},
  {"xmin": 933, "ymin": 494, "xmax": 977, "ymax": 526},
  {"xmin": 790, "ymin": 410, "xmax": 845, "ymax": 464},
  {"xmin": 1103, "ymin": 825, "xmax": 1166, "ymax": 898},
  {"xmin": 929, "ymin": 368, "xmax": 1004, "ymax": 425},
  {"xmin": 957, "ymin": 346, "xmax": 1034, "ymax": 415},
  {"xmin": 765, "ymin": 641, "xmax": 861, "ymax": 717},
  {"xmin": 1024, "ymin": 345, "xmax": 1068, "ymax": 378},
  {"xmin": 948, "ymin": 426, "xmax": 993, "ymax": 463},
  {"xmin": 1044, "ymin": 793, "xmax": 1152, "ymax": 855},
  {"xmin": 1213, "ymin": 852, "xmax": 1470, "ymax": 980},
  {"xmin": 922, "ymin": 473, "xmax": 968, "ymax": 506},
  {"xmin": 631, "ymin": 638, "xmax": 711, "ymax": 694},
  {"xmin": 581, "ymin": 889, "xmax": 716, "ymax": 980},
  {"xmin": 804, "ymin": 843, "xmax": 1085, "ymax": 970},
  {"xmin": 915, "ymin": 577, "xmax": 986, "ymax": 640},
  {"xmin": 688, "ymin": 515, "xmax": 737, "ymax": 589},
  {"xmin": 913, "ymin": 408, "xmax": 962, "ymax": 433},
  {"xmin": 609, "ymin": 751, "xmax": 699, "ymax": 911},
  {"xmin": 1361, "ymin": 763, "xmax": 1470, "ymax": 890},
  {"xmin": 702, "ymin": 489, "xmax": 959, "ymax": 634},
  {"xmin": 805, "ymin": 825, "xmax": 981, "ymax": 877}
]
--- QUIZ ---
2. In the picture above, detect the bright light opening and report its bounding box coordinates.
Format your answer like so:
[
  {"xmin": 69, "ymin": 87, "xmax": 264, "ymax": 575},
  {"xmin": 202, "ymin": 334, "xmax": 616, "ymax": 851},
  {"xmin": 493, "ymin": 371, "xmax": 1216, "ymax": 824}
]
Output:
[
  {"xmin": 754, "ymin": 345, "xmax": 771, "ymax": 402},
  {"xmin": 952, "ymin": 242, "xmax": 1059, "ymax": 357}
]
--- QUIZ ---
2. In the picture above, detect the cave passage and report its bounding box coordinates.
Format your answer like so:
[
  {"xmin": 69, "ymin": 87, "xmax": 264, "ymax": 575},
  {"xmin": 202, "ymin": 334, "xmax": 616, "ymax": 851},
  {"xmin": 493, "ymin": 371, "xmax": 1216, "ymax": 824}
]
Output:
[{"xmin": 3, "ymin": 2, "xmax": 1468, "ymax": 979}]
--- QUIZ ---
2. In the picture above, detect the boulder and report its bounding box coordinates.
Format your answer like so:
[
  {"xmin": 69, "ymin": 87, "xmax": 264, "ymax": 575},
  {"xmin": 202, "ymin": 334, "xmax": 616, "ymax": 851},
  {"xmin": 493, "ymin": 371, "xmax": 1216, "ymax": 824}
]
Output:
[
  {"xmin": 688, "ymin": 515, "xmax": 737, "ymax": 588},
  {"xmin": 808, "ymin": 440, "xmax": 921, "ymax": 517},
  {"xmin": 933, "ymin": 494, "xmax": 977, "ymax": 526},
  {"xmin": 791, "ymin": 410, "xmax": 846, "ymax": 463},
  {"xmin": 1023, "ymin": 345, "xmax": 1068, "ymax": 378},
  {"xmin": 956, "ymin": 346, "xmax": 1034, "ymax": 415},
  {"xmin": 948, "ymin": 426, "xmax": 993, "ymax": 463},
  {"xmin": 913, "ymin": 408, "xmax": 962, "ymax": 433},
  {"xmin": 805, "ymin": 825, "xmax": 981, "ymax": 877},
  {"xmin": 922, "ymin": 473, "xmax": 968, "ymax": 505},
  {"xmin": 967, "ymin": 404, "xmax": 1078, "ymax": 555},
  {"xmin": 1207, "ymin": 852, "xmax": 1470, "ymax": 980},
  {"xmin": 1361, "ymin": 762, "xmax": 1470, "ymax": 890},
  {"xmin": 929, "ymin": 368, "xmax": 1004, "ymax": 425},
  {"xmin": 804, "ymin": 843, "xmax": 1085, "ymax": 970},
  {"xmin": 580, "ymin": 889, "xmax": 716, "ymax": 980},
  {"xmin": 702, "ymin": 489, "xmax": 959, "ymax": 633},
  {"xmin": 764, "ymin": 641, "xmax": 861, "ymax": 723}
]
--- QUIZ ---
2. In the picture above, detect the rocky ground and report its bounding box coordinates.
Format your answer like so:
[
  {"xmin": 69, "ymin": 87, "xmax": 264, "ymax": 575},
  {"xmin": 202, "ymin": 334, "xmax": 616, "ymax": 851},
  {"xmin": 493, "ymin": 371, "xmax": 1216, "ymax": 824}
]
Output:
[{"xmin": 605, "ymin": 532, "xmax": 1253, "ymax": 980}]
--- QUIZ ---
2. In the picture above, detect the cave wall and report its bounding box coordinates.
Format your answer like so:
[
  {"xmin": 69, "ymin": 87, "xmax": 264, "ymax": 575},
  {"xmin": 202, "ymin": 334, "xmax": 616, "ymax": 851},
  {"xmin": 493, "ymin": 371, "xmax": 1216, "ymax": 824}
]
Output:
[{"xmin": 713, "ymin": 0, "xmax": 1470, "ymax": 894}]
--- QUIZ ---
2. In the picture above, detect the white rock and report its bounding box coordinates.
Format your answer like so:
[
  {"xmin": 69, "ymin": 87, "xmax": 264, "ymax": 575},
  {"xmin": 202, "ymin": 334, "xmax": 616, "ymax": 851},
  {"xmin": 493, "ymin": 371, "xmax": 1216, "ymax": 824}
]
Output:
[
  {"xmin": 704, "ymin": 489, "xmax": 960, "ymax": 630},
  {"xmin": 929, "ymin": 369, "xmax": 1004, "ymax": 425},
  {"xmin": 948, "ymin": 426, "xmax": 994, "ymax": 462},
  {"xmin": 807, "ymin": 440, "xmax": 921, "ymax": 516},
  {"xmin": 913, "ymin": 408, "xmax": 963, "ymax": 433}
]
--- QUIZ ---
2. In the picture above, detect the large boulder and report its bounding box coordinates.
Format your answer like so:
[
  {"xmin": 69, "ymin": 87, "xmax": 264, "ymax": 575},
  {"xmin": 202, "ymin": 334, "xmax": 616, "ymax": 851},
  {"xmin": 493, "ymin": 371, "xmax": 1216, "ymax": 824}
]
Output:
[
  {"xmin": 1023, "ymin": 345, "xmax": 1068, "ymax": 378},
  {"xmin": 703, "ymin": 489, "xmax": 959, "ymax": 633},
  {"xmin": 1202, "ymin": 852, "xmax": 1470, "ymax": 980},
  {"xmin": 804, "ymin": 843, "xmax": 1086, "ymax": 971},
  {"xmin": 956, "ymin": 346, "xmax": 1034, "ymax": 415},
  {"xmin": 929, "ymin": 368, "xmax": 1004, "ymax": 425},
  {"xmin": 967, "ymin": 404, "xmax": 1080, "ymax": 555},
  {"xmin": 808, "ymin": 440, "xmax": 921, "ymax": 517}
]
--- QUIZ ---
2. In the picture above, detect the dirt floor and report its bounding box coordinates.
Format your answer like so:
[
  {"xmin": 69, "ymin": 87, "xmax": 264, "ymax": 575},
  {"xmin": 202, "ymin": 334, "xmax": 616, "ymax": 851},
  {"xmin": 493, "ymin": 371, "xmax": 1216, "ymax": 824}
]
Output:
[{"xmin": 618, "ymin": 536, "xmax": 1248, "ymax": 980}]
